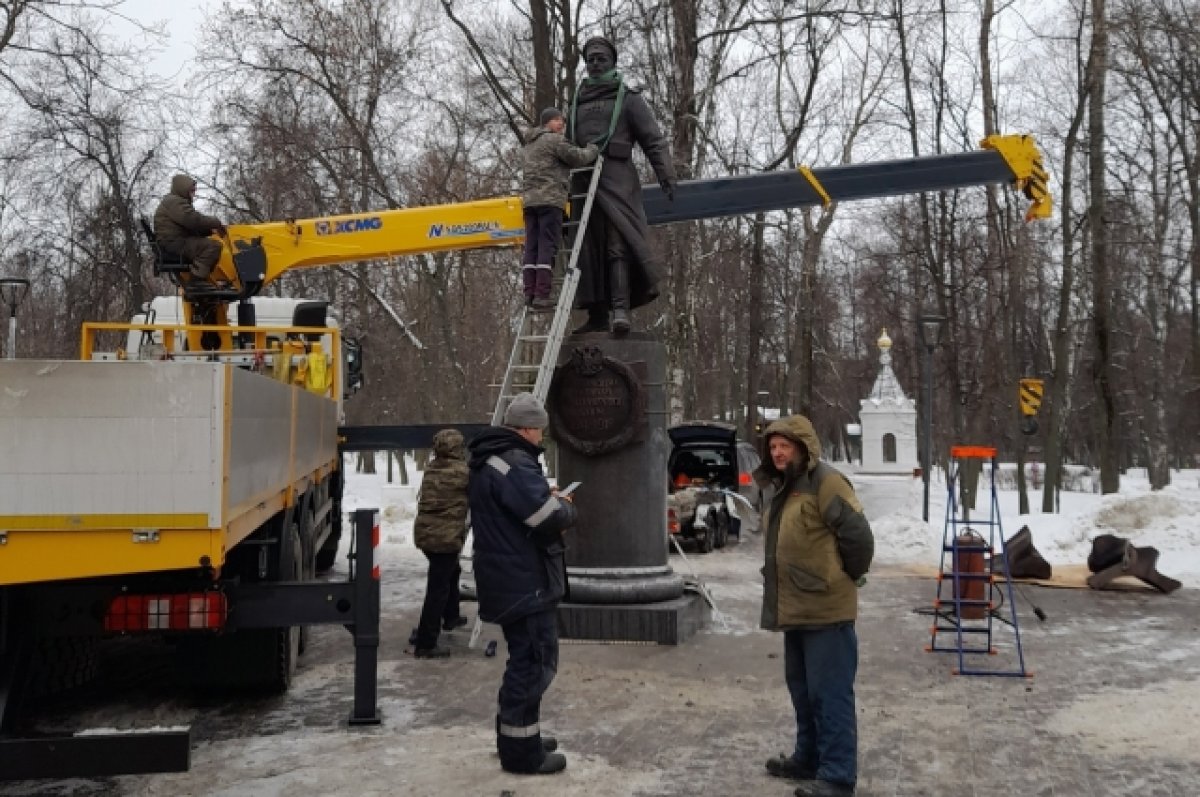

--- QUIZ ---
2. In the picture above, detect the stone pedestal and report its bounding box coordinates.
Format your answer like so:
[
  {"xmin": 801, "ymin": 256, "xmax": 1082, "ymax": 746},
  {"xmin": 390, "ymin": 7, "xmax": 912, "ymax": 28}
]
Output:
[{"xmin": 548, "ymin": 331, "xmax": 697, "ymax": 644}]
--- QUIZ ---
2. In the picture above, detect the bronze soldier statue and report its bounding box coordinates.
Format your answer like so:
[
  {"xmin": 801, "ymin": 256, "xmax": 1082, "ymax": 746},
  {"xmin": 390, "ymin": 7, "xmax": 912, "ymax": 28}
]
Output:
[{"xmin": 568, "ymin": 36, "xmax": 677, "ymax": 336}]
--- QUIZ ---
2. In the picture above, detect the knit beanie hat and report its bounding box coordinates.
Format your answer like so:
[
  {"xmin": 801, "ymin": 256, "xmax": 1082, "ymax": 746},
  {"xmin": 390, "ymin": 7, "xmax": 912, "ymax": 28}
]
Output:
[
  {"xmin": 503, "ymin": 393, "xmax": 549, "ymax": 429},
  {"xmin": 540, "ymin": 107, "xmax": 563, "ymax": 126}
]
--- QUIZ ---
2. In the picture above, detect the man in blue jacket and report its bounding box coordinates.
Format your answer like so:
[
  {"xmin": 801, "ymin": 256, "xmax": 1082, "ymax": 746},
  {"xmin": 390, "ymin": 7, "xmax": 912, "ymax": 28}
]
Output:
[{"xmin": 468, "ymin": 393, "xmax": 577, "ymax": 775}]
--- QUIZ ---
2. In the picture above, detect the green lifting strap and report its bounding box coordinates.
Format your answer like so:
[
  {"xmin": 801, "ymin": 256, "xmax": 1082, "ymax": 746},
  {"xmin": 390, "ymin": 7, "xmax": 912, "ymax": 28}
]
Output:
[{"xmin": 569, "ymin": 71, "xmax": 627, "ymax": 152}]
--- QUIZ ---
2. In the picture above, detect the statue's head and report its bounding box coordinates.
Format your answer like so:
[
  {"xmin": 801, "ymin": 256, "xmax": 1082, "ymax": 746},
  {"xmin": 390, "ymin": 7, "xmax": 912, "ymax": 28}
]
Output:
[{"xmin": 583, "ymin": 36, "xmax": 617, "ymax": 78}]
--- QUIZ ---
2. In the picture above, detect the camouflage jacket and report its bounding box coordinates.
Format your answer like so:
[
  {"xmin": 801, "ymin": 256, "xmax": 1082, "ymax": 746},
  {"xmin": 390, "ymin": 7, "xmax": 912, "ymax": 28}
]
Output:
[
  {"xmin": 414, "ymin": 429, "xmax": 470, "ymax": 554},
  {"xmin": 521, "ymin": 127, "xmax": 598, "ymax": 209}
]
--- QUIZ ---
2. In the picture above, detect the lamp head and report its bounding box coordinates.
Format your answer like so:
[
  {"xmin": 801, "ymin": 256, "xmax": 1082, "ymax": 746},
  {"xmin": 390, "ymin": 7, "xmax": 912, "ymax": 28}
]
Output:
[
  {"xmin": 0, "ymin": 277, "xmax": 30, "ymax": 311},
  {"xmin": 917, "ymin": 313, "xmax": 946, "ymax": 351}
]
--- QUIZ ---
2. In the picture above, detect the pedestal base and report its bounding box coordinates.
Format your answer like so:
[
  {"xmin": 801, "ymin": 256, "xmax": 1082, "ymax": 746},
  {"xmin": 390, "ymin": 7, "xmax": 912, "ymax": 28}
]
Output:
[{"xmin": 557, "ymin": 592, "xmax": 707, "ymax": 645}]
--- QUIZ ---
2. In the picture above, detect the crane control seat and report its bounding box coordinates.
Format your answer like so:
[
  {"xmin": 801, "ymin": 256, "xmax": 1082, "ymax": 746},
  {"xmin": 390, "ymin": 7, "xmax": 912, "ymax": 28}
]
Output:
[
  {"xmin": 139, "ymin": 216, "xmax": 191, "ymax": 277},
  {"xmin": 139, "ymin": 216, "xmax": 242, "ymax": 303}
]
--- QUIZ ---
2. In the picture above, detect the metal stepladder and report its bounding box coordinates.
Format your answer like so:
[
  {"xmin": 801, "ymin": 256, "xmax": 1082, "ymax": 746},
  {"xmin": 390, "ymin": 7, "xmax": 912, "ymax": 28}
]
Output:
[
  {"xmin": 926, "ymin": 445, "xmax": 1031, "ymax": 677},
  {"xmin": 463, "ymin": 157, "xmax": 605, "ymax": 650}
]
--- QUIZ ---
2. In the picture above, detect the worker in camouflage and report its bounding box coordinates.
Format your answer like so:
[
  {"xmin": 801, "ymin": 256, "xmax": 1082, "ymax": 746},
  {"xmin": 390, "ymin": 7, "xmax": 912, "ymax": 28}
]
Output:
[
  {"xmin": 412, "ymin": 428, "xmax": 471, "ymax": 658},
  {"xmin": 521, "ymin": 108, "xmax": 598, "ymax": 311}
]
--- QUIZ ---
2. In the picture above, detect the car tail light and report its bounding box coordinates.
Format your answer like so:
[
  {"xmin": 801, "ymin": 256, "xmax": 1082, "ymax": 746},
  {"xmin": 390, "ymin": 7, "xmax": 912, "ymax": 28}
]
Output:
[
  {"xmin": 739, "ymin": 472, "xmax": 753, "ymax": 486},
  {"xmin": 105, "ymin": 592, "xmax": 228, "ymax": 632},
  {"xmin": 667, "ymin": 508, "xmax": 680, "ymax": 534}
]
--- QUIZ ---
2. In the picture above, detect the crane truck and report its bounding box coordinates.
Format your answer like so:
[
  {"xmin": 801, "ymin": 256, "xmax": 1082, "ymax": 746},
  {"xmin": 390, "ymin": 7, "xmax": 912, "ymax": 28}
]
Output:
[{"xmin": 0, "ymin": 133, "xmax": 1050, "ymax": 780}]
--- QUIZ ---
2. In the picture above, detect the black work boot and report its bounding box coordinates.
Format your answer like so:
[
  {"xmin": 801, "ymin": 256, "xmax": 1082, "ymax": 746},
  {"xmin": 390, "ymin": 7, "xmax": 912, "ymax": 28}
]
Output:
[
  {"xmin": 572, "ymin": 306, "xmax": 609, "ymax": 335},
  {"xmin": 535, "ymin": 752, "xmax": 567, "ymax": 774},
  {"xmin": 794, "ymin": 779, "xmax": 855, "ymax": 796},
  {"xmin": 609, "ymin": 259, "xmax": 631, "ymax": 336},
  {"xmin": 766, "ymin": 753, "xmax": 816, "ymax": 782}
]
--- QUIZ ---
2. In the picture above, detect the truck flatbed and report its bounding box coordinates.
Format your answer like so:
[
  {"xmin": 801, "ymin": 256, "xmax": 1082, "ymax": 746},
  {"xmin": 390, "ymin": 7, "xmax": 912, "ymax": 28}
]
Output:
[{"xmin": 0, "ymin": 359, "xmax": 337, "ymax": 585}]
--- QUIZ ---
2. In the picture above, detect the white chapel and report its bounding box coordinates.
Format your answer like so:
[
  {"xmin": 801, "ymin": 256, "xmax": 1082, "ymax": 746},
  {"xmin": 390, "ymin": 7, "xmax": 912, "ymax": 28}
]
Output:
[{"xmin": 859, "ymin": 329, "xmax": 918, "ymax": 473}]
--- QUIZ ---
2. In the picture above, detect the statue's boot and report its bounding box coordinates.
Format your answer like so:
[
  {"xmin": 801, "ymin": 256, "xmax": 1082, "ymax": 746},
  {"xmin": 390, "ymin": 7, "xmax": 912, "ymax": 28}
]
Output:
[
  {"xmin": 610, "ymin": 259, "xmax": 631, "ymax": 337},
  {"xmin": 572, "ymin": 306, "xmax": 609, "ymax": 335}
]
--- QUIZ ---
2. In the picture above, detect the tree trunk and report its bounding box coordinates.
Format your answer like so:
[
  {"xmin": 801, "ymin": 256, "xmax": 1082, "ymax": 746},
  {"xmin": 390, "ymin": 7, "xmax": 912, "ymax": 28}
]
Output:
[
  {"xmin": 743, "ymin": 213, "xmax": 766, "ymax": 441},
  {"xmin": 528, "ymin": 0, "xmax": 555, "ymax": 115},
  {"xmin": 1088, "ymin": 0, "xmax": 1120, "ymax": 494}
]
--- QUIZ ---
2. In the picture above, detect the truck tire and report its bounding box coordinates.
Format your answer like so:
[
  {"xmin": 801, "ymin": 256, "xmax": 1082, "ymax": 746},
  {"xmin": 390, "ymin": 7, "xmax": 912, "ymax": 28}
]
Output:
[
  {"xmin": 315, "ymin": 528, "xmax": 340, "ymax": 574},
  {"xmin": 298, "ymin": 503, "xmax": 316, "ymax": 654},
  {"xmin": 180, "ymin": 526, "xmax": 301, "ymax": 695},
  {"xmin": 28, "ymin": 636, "xmax": 98, "ymax": 697},
  {"xmin": 262, "ymin": 524, "xmax": 303, "ymax": 692}
]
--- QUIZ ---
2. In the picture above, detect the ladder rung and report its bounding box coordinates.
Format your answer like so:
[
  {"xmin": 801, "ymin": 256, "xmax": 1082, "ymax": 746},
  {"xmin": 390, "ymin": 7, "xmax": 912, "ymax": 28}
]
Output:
[
  {"xmin": 932, "ymin": 626, "xmax": 993, "ymax": 634},
  {"xmin": 519, "ymin": 335, "xmax": 549, "ymax": 342}
]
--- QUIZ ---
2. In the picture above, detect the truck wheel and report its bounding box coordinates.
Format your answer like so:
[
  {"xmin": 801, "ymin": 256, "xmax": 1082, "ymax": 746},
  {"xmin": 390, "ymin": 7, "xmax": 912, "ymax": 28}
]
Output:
[
  {"xmin": 315, "ymin": 535, "xmax": 339, "ymax": 573},
  {"xmin": 698, "ymin": 522, "xmax": 714, "ymax": 554},
  {"xmin": 180, "ymin": 527, "xmax": 301, "ymax": 695},
  {"xmin": 272, "ymin": 524, "xmax": 303, "ymax": 690},
  {"xmin": 298, "ymin": 505, "xmax": 317, "ymax": 654},
  {"xmin": 28, "ymin": 636, "xmax": 98, "ymax": 697}
]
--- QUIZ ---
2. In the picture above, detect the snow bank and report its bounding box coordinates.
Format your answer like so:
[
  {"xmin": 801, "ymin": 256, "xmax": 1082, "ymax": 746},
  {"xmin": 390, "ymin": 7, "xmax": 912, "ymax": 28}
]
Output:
[{"xmin": 860, "ymin": 468, "xmax": 1200, "ymax": 587}]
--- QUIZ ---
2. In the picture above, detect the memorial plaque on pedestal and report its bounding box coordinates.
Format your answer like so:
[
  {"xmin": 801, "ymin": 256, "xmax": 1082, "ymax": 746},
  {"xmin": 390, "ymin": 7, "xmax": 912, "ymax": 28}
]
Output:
[{"xmin": 548, "ymin": 345, "xmax": 647, "ymax": 457}]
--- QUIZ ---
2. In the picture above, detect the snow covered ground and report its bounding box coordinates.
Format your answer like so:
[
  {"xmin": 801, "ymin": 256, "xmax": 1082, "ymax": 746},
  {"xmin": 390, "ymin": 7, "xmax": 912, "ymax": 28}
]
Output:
[
  {"xmin": 4, "ymin": 455, "xmax": 1195, "ymax": 796},
  {"xmin": 344, "ymin": 455, "xmax": 1200, "ymax": 591}
]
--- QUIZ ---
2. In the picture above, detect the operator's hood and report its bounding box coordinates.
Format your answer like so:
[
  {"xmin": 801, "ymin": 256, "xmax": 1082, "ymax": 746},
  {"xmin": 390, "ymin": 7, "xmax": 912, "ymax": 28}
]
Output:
[{"xmin": 170, "ymin": 173, "xmax": 196, "ymax": 198}]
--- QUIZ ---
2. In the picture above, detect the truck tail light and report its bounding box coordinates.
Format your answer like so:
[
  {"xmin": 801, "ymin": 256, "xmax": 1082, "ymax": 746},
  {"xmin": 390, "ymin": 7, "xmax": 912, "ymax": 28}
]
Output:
[
  {"xmin": 667, "ymin": 508, "xmax": 680, "ymax": 534},
  {"xmin": 105, "ymin": 592, "xmax": 228, "ymax": 632},
  {"xmin": 739, "ymin": 472, "xmax": 753, "ymax": 486}
]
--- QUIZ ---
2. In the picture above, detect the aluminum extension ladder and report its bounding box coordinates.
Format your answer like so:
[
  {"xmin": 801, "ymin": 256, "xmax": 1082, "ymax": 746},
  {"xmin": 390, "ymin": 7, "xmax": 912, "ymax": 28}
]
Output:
[
  {"xmin": 490, "ymin": 156, "xmax": 604, "ymax": 423},
  {"xmin": 464, "ymin": 158, "xmax": 604, "ymax": 652},
  {"xmin": 925, "ymin": 445, "xmax": 1031, "ymax": 677}
]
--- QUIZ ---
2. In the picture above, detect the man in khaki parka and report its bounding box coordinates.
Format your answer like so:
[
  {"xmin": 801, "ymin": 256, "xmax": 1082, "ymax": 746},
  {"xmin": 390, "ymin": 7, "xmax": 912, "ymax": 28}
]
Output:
[
  {"xmin": 412, "ymin": 428, "xmax": 471, "ymax": 658},
  {"xmin": 153, "ymin": 174, "xmax": 226, "ymax": 279},
  {"xmin": 756, "ymin": 415, "xmax": 874, "ymax": 797},
  {"xmin": 520, "ymin": 108, "xmax": 598, "ymax": 310}
]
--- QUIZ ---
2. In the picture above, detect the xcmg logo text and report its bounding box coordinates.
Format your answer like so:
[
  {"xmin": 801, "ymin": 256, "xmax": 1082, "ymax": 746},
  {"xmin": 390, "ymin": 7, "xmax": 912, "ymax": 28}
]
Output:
[{"xmin": 315, "ymin": 217, "xmax": 383, "ymax": 236}]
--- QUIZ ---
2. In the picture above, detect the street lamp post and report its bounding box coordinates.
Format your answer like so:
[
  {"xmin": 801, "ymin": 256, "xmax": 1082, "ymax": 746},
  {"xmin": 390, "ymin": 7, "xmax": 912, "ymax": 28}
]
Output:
[
  {"xmin": 918, "ymin": 313, "xmax": 946, "ymax": 522},
  {"xmin": 0, "ymin": 277, "xmax": 31, "ymax": 360}
]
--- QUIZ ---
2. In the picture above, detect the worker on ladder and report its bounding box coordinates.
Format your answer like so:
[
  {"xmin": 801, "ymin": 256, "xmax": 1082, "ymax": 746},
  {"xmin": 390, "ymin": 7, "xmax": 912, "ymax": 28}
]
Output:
[
  {"xmin": 567, "ymin": 36, "xmax": 676, "ymax": 336},
  {"xmin": 520, "ymin": 108, "xmax": 598, "ymax": 311}
]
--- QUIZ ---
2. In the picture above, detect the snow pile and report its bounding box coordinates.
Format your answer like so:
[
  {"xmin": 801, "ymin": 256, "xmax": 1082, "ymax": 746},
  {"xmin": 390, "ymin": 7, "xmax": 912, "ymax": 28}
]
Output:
[{"xmin": 861, "ymin": 469, "xmax": 1200, "ymax": 587}]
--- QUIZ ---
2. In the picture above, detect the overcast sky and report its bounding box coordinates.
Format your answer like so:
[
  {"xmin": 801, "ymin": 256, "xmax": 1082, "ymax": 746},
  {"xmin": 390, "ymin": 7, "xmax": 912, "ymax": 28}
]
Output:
[{"xmin": 110, "ymin": 0, "xmax": 212, "ymax": 81}]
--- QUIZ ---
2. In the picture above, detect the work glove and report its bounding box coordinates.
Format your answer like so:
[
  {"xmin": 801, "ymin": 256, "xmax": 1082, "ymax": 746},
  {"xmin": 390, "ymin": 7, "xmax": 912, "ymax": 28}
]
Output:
[{"xmin": 659, "ymin": 178, "xmax": 676, "ymax": 201}]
